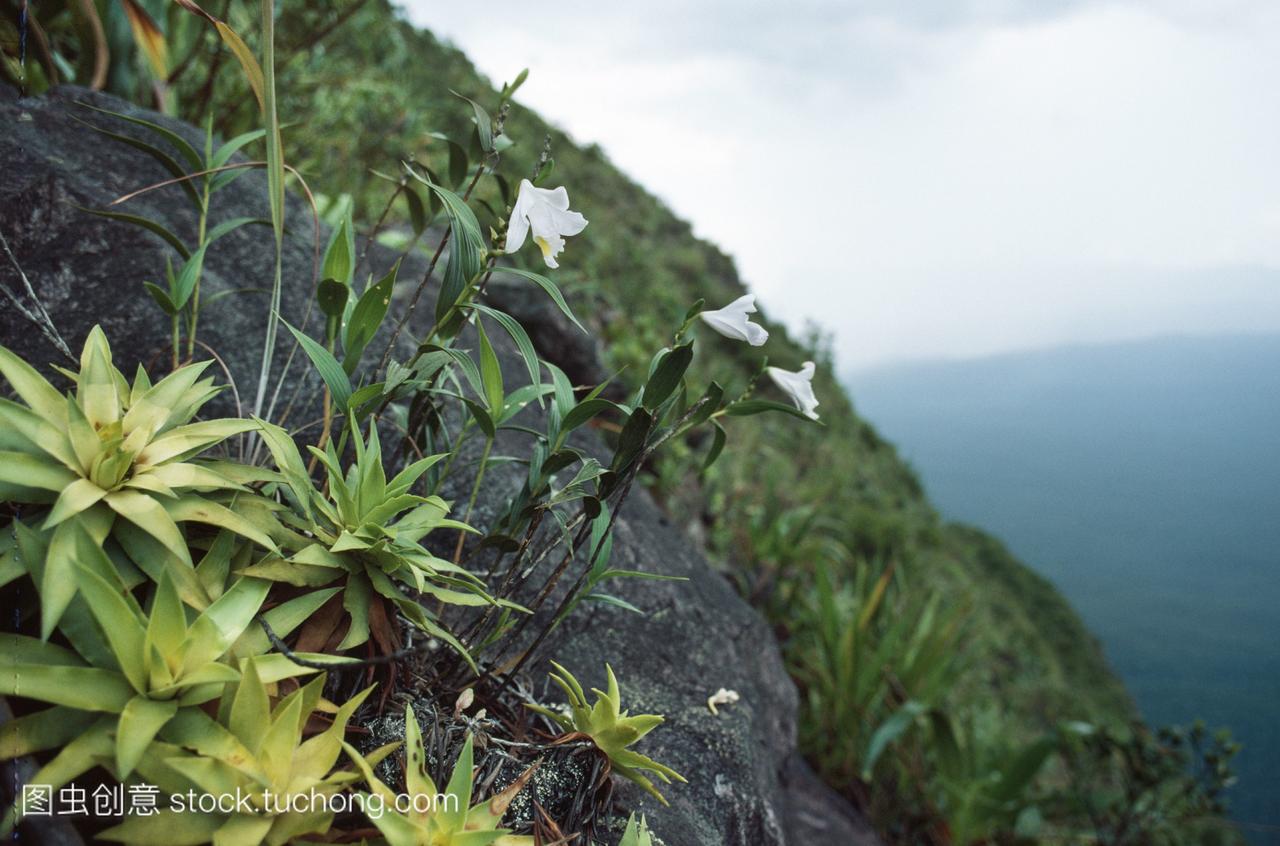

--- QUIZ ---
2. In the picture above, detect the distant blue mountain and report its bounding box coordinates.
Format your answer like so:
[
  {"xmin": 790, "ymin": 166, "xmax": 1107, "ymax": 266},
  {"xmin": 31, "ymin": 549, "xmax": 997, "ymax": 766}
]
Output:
[{"xmin": 846, "ymin": 333, "xmax": 1280, "ymax": 842}]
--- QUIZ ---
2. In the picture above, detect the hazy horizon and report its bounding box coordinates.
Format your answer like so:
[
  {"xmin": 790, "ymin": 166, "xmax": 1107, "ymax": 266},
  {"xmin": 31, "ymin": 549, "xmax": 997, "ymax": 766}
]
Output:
[
  {"xmin": 844, "ymin": 325, "xmax": 1280, "ymax": 374},
  {"xmin": 400, "ymin": 0, "xmax": 1280, "ymax": 369}
]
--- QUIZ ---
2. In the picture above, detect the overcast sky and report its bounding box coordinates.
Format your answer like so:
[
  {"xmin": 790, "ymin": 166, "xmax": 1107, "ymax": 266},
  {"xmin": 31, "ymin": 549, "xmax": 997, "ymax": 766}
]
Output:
[{"xmin": 399, "ymin": 0, "xmax": 1280, "ymax": 369}]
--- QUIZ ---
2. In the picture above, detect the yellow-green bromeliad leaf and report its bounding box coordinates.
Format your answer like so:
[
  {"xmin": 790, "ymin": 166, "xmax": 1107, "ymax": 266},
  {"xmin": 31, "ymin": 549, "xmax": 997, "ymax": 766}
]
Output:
[
  {"xmin": 531, "ymin": 663, "xmax": 686, "ymax": 805},
  {"xmin": 0, "ymin": 327, "xmax": 269, "ymax": 634},
  {"xmin": 344, "ymin": 710, "xmax": 535, "ymax": 846},
  {"xmin": 96, "ymin": 670, "xmax": 374, "ymax": 846}
]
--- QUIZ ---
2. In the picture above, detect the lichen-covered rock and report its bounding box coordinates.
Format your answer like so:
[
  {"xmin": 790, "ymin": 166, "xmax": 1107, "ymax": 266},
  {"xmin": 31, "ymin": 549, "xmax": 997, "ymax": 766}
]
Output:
[{"xmin": 0, "ymin": 86, "xmax": 878, "ymax": 846}]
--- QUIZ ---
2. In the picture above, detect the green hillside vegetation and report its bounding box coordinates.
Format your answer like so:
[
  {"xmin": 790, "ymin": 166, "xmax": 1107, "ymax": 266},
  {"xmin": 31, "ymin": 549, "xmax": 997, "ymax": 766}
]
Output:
[{"xmin": 3, "ymin": 1, "xmax": 1241, "ymax": 841}]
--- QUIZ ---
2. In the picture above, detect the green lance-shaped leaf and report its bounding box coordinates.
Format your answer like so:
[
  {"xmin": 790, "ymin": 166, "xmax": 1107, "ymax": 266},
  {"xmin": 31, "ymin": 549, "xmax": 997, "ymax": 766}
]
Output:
[
  {"xmin": 321, "ymin": 207, "xmax": 356, "ymax": 286},
  {"xmin": 685, "ymin": 381, "xmax": 724, "ymax": 429},
  {"xmin": 703, "ymin": 420, "xmax": 727, "ymax": 471},
  {"xmin": 405, "ymin": 167, "xmax": 484, "ymax": 323},
  {"xmin": 435, "ymin": 237, "xmax": 473, "ymax": 327},
  {"xmin": 559, "ymin": 399, "xmax": 621, "ymax": 448},
  {"xmin": 437, "ymin": 347, "xmax": 484, "ymax": 403},
  {"xmin": 462, "ymin": 400, "xmax": 496, "ymax": 439},
  {"xmin": 488, "ymin": 266, "xmax": 586, "ymax": 333},
  {"xmin": 70, "ymin": 116, "xmax": 200, "ymax": 208},
  {"xmin": 78, "ymin": 103, "xmax": 203, "ymax": 171},
  {"xmin": 144, "ymin": 283, "xmax": 178, "ymax": 316},
  {"xmin": 437, "ymin": 134, "xmax": 469, "ymax": 189},
  {"xmin": 206, "ymin": 215, "xmax": 271, "ymax": 246},
  {"xmin": 283, "ymin": 318, "xmax": 352, "ymax": 411},
  {"xmin": 343, "ymin": 260, "xmax": 399, "ymax": 374},
  {"xmin": 211, "ymin": 128, "xmax": 267, "ymax": 169},
  {"xmin": 317, "ymin": 278, "xmax": 350, "ymax": 321},
  {"xmin": 252, "ymin": 416, "xmax": 314, "ymax": 520},
  {"xmin": 611, "ymin": 408, "xmax": 653, "ymax": 473},
  {"xmin": 452, "ymin": 90, "xmax": 494, "ymax": 152},
  {"xmin": 0, "ymin": 346, "xmax": 66, "ymax": 423},
  {"xmin": 171, "ymin": 242, "xmax": 210, "ymax": 310},
  {"xmin": 77, "ymin": 208, "xmax": 191, "ymax": 260},
  {"xmin": 642, "ymin": 343, "xmax": 693, "ymax": 409},
  {"xmin": 404, "ymin": 185, "xmax": 429, "ymax": 236},
  {"xmin": 475, "ymin": 321, "xmax": 504, "ymax": 415},
  {"xmin": 466, "ymin": 303, "xmax": 540, "ymax": 395}
]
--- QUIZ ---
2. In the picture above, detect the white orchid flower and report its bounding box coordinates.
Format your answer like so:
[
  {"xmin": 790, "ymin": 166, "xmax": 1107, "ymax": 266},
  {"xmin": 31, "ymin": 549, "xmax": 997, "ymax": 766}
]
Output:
[
  {"xmin": 505, "ymin": 178, "xmax": 588, "ymax": 269},
  {"xmin": 699, "ymin": 294, "xmax": 769, "ymax": 346},
  {"xmin": 767, "ymin": 361, "xmax": 820, "ymax": 420}
]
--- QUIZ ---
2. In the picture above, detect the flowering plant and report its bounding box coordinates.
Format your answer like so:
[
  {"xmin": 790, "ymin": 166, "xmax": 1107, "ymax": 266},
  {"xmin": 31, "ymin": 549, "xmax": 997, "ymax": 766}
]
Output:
[{"xmin": 0, "ymin": 10, "xmax": 822, "ymax": 844}]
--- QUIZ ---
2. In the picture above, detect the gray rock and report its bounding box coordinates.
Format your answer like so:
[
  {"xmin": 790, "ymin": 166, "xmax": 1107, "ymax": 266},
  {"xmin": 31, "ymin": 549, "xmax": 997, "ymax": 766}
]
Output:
[
  {"xmin": 0, "ymin": 87, "xmax": 322, "ymax": 419},
  {"xmin": 0, "ymin": 86, "xmax": 879, "ymax": 846}
]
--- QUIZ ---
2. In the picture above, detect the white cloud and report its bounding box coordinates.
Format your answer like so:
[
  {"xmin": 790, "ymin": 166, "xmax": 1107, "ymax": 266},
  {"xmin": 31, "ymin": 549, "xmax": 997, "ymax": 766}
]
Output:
[{"xmin": 398, "ymin": 0, "xmax": 1280, "ymax": 367}]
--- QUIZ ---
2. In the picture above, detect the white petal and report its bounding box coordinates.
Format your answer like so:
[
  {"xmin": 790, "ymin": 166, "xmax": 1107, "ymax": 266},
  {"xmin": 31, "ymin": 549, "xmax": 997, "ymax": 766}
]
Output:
[
  {"xmin": 548, "ymin": 206, "xmax": 588, "ymax": 236},
  {"xmin": 767, "ymin": 362, "xmax": 820, "ymax": 419},
  {"xmin": 744, "ymin": 322, "xmax": 770, "ymax": 346},
  {"xmin": 699, "ymin": 294, "xmax": 769, "ymax": 346},
  {"xmin": 700, "ymin": 310, "xmax": 747, "ymax": 342},
  {"xmin": 534, "ymin": 184, "xmax": 572, "ymax": 211},
  {"xmin": 505, "ymin": 179, "xmax": 536, "ymax": 254}
]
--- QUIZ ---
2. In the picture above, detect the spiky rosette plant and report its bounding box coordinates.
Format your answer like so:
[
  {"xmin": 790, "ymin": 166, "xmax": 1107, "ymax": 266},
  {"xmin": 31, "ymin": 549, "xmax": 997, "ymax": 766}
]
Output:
[
  {"xmin": 344, "ymin": 707, "xmax": 535, "ymax": 846},
  {"xmin": 0, "ymin": 554, "xmax": 336, "ymax": 836},
  {"xmin": 527, "ymin": 662, "xmax": 686, "ymax": 804},
  {"xmin": 96, "ymin": 667, "xmax": 376, "ymax": 846},
  {"xmin": 0, "ymin": 326, "xmax": 268, "ymax": 634},
  {"xmin": 251, "ymin": 419, "xmax": 519, "ymax": 667}
]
